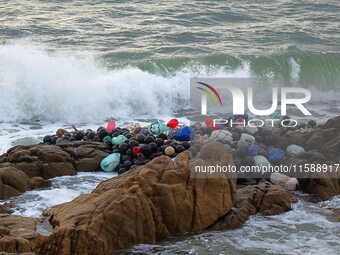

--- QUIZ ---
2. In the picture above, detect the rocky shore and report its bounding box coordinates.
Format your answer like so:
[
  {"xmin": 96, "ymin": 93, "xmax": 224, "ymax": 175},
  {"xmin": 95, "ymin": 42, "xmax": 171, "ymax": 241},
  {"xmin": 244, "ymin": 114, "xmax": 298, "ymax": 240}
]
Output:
[{"xmin": 0, "ymin": 116, "xmax": 339, "ymax": 254}]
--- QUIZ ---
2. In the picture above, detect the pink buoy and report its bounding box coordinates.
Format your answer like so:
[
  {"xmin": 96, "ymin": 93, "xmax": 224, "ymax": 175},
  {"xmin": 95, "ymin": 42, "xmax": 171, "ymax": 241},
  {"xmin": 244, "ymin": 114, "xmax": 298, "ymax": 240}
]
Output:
[{"xmin": 106, "ymin": 120, "xmax": 116, "ymax": 131}]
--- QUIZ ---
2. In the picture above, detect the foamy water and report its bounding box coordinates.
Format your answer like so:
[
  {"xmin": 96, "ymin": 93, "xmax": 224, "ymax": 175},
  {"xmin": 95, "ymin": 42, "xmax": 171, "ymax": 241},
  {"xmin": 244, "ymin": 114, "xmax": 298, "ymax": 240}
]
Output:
[
  {"xmin": 124, "ymin": 197, "xmax": 340, "ymax": 255},
  {"xmin": 1, "ymin": 172, "xmax": 115, "ymax": 218},
  {"xmin": 0, "ymin": 44, "xmax": 339, "ymax": 125}
]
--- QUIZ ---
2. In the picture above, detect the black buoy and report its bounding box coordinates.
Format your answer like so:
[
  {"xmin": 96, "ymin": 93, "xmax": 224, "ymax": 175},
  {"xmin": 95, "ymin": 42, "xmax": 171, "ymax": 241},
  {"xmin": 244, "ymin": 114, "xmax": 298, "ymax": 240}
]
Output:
[
  {"xmin": 74, "ymin": 131, "xmax": 84, "ymax": 141},
  {"xmin": 181, "ymin": 141, "xmax": 190, "ymax": 150},
  {"xmin": 62, "ymin": 135, "xmax": 69, "ymax": 141},
  {"xmin": 87, "ymin": 131, "xmax": 96, "ymax": 140},
  {"xmin": 123, "ymin": 160, "xmax": 133, "ymax": 170},
  {"xmin": 118, "ymin": 168, "xmax": 126, "ymax": 174},
  {"xmin": 125, "ymin": 133, "xmax": 133, "ymax": 139},
  {"xmin": 145, "ymin": 136, "xmax": 155, "ymax": 144},
  {"xmin": 175, "ymin": 145, "xmax": 185, "ymax": 153},
  {"xmin": 148, "ymin": 153, "xmax": 156, "ymax": 160},
  {"xmin": 43, "ymin": 135, "xmax": 52, "ymax": 144},
  {"xmin": 140, "ymin": 144, "xmax": 152, "ymax": 156},
  {"xmin": 307, "ymin": 120, "xmax": 317, "ymax": 128},
  {"xmin": 170, "ymin": 141, "xmax": 178, "ymax": 148},
  {"xmin": 156, "ymin": 151, "xmax": 164, "ymax": 157},
  {"xmin": 136, "ymin": 134, "xmax": 146, "ymax": 143},
  {"xmin": 157, "ymin": 133, "xmax": 167, "ymax": 140},
  {"xmin": 149, "ymin": 142, "xmax": 158, "ymax": 152},
  {"xmin": 122, "ymin": 155, "xmax": 131, "ymax": 162},
  {"xmin": 129, "ymin": 140, "xmax": 139, "ymax": 148},
  {"xmin": 112, "ymin": 148, "xmax": 120, "ymax": 153},
  {"xmin": 155, "ymin": 138, "xmax": 164, "ymax": 147},
  {"xmin": 119, "ymin": 143, "xmax": 129, "ymax": 153},
  {"xmin": 133, "ymin": 159, "xmax": 142, "ymax": 165},
  {"xmin": 126, "ymin": 148, "xmax": 133, "ymax": 156},
  {"xmin": 98, "ymin": 128, "xmax": 109, "ymax": 141},
  {"xmin": 51, "ymin": 136, "xmax": 58, "ymax": 145}
]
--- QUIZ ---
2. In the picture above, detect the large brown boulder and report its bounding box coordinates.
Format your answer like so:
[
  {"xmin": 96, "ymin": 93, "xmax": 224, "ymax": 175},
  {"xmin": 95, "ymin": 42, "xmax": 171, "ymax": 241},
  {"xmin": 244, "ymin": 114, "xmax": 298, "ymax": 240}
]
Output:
[
  {"xmin": 0, "ymin": 166, "xmax": 29, "ymax": 199},
  {"xmin": 299, "ymin": 170, "xmax": 340, "ymax": 200},
  {"xmin": 0, "ymin": 145, "xmax": 76, "ymax": 179},
  {"xmin": 0, "ymin": 142, "xmax": 111, "ymax": 179},
  {"xmin": 320, "ymin": 135, "xmax": 340, "ymax": 163},
  {"xmin": 304, "ymin": 128, "xmax": 338, "ymax": 151},
  {"xmin": 0, "ymin": 215, "xmax": 42, "ymax": 253},
  {"xmin": 210, "ymin": 182, "xmax": 297, "ymax": 230},
  {"xmin": 57, "ymin": 141, "xmax": 110, "ymax": 172},
  {"xmin": 29, "ymin": 177, "xmax": 52, "ymax": 190},
  {"xmin": 323, "ymin": 115, "xmax": 340, "ymax": 130},
  {"xmin": 37, "ymin": 142, "xmax": 236, "ymax": 254}
]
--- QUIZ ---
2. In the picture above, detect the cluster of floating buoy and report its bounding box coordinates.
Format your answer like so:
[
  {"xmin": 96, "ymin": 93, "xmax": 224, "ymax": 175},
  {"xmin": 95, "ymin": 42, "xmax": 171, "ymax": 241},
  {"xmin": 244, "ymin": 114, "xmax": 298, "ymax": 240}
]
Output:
[
  {"xmin": 43, "ymin": 113, "xmax": 314, "ymax": 190},
  {"xmin": 43, "ymin": 119, "xmax": 196, "ymax": 174}
]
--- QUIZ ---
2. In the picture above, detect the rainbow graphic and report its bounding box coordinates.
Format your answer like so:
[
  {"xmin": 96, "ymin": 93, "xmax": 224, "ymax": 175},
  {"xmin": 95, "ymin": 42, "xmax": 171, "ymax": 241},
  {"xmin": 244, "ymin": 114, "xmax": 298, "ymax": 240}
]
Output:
[{"xmin": 196, "ymin": 82, "xmax": 223, "ymax": 106}]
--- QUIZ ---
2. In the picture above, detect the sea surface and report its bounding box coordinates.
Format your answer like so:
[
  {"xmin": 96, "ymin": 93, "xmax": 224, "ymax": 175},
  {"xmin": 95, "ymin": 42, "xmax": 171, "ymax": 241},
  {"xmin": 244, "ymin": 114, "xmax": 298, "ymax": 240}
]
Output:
[{"xmin": 0, "ymin": 1, "xmax": 339, "ymax": 254}]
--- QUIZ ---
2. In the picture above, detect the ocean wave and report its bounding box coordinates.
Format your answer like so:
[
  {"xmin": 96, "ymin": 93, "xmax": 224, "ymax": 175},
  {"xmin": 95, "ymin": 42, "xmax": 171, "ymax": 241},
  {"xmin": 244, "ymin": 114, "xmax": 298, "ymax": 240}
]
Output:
[{"xmin": 0, "ymin": 43, "xmax": 339, "ymax": 123}]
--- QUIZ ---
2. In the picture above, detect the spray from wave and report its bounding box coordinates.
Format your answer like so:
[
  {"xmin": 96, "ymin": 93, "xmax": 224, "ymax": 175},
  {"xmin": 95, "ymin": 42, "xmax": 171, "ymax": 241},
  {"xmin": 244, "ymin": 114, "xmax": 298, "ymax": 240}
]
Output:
[
  {"xmin": 0, "ymin": 43, "xmax": 339, "ymax": 123},
  {"xmin": 0, "ymin": 44, "xmax": 188, "ymax": 122}
]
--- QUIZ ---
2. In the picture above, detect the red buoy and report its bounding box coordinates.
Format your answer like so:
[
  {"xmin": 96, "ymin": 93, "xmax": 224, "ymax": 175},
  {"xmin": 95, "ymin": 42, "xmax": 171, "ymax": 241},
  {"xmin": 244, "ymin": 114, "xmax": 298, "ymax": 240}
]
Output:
[{"xmin": 167, "ymin": 118, "xmax": 179, "ymax": 129}]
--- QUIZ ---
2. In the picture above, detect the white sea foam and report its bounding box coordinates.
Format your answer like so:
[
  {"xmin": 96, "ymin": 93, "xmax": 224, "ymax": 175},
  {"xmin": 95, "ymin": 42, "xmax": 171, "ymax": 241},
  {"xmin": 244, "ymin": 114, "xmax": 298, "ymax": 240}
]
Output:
[
  {"xmin": 2, "ymin": 172, "xmax": 115, "ymax": 218},
  {"xmin": 1, "ymin": 43, "xmax": 338, "ymax": 124},
  {"xmin": 126, "ymin": 197, "xmax": 340, "ymax": 255},
  {"xmin": 0, "ymin": 43, "xmax": 247, "ymax": 123}
]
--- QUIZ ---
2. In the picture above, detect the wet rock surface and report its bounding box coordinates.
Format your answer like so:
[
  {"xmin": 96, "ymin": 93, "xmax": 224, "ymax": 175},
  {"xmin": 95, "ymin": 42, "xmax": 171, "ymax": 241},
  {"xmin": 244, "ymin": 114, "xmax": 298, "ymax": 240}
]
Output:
[
  {"xmin": 0, "ymin": 141, "xmax": 111, "ymax": 200},
  {"xmin": 0, "ymin": 215, "xmax": 42, "ymax": 254},
  {"xmin": 210, "ymin": 182, "xmax": 297, "ymax": 230},
  {"xmin": 299, "ymin": 170, "xmax": 340, "ymax": 200},
  {"xmin": 0, "ymin": 166, "xmax": 29, "ymax": 200},
  {"xmin": 0, "ymin": 141, "xmax": 111, "ymax": 179},
  {"xmin": 37, "ymin": 142, "xmax": 236, "ymax": 255}
]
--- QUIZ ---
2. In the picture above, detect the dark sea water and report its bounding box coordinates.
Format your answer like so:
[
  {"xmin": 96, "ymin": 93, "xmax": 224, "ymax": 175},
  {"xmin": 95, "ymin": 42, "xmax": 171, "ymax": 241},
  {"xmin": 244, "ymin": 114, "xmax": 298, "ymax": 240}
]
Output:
[{"xmin": 0, "ymin": 1, "xmax": 340, "ymax": 254}]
